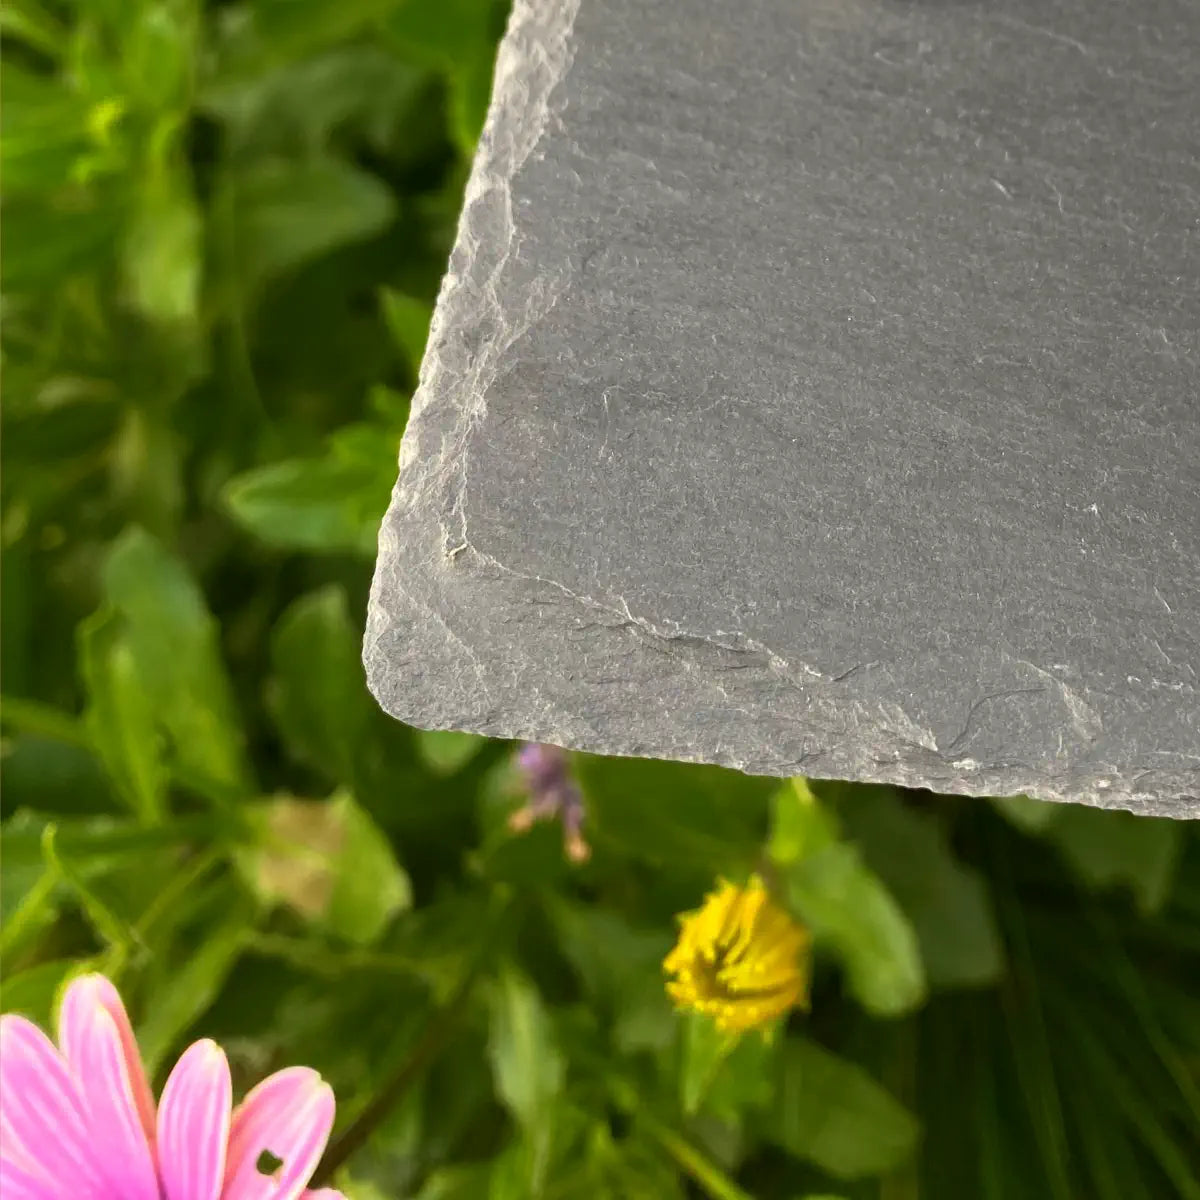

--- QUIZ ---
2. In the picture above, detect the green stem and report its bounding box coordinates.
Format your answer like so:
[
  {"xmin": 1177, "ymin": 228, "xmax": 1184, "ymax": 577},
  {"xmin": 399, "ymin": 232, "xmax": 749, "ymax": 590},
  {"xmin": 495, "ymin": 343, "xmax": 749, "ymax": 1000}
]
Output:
[
  {"xmin": 606, "ymin": 1075, "xmax": 754, "ymax": 1200},
  {"xmin": 641, "ymin": 1114, "xmax": 756, "ymax": 1200},
  {"xmin": 135, "ymin": 847, "xmax": 224, "ymax": 937},
  {"xmin": 310, "ymin": 894, "xmax": 515, "ymax": 1186},
  {"xmin": 0, "ymin": 869, "xmax": 60, "ymax": 960},
  {"xmin": 245, "ymin": 931, "xmax": 433, "ymax": 980}
]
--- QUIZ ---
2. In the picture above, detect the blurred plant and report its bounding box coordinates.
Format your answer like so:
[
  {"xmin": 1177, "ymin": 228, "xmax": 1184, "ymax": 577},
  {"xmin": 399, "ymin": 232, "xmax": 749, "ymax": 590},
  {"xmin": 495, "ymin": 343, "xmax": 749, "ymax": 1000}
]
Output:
[{"xmin": 2, "ymin": 1, "xmax": 1197, "ymax": 1197}]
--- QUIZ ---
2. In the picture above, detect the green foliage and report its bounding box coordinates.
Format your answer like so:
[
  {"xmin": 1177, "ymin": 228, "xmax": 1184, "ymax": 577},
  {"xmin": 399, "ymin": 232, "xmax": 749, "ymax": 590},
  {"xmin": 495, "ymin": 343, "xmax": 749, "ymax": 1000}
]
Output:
[
  {"xmin": 2, "ymin": 2, "xmax": 1196, "ymax": 1198},
  {"xmin": 770, "ymin": 779, "xmax": 925, "ymax": 1016},
  {"xmin": 765, "ymin": 1037, "xmax": 919, "ymax": 1179}
]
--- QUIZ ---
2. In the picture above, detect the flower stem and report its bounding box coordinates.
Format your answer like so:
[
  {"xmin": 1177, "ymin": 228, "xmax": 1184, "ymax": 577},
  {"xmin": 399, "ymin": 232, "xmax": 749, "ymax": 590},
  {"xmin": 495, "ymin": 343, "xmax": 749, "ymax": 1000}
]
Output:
[
  {"xmin": 641, "ymin": 1113, "xmax": 757, "ymax": 1200},
  {"xmin": 311, "ymin": 892, "xmax": 515, "ymax": 1185},
  {"xmin": 605, "ymin": 1074, "xmax": 755, "ymax": 1200}
]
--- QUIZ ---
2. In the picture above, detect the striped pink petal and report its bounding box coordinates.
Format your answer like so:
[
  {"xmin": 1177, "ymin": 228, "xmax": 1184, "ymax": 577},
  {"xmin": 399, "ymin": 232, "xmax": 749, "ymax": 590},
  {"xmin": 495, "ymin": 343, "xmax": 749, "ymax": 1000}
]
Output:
[
  {"xmin": 1, "ymin": 1108, "xmax": 53, "ymax": 1182},
  {"xmin": 58, "ymin": 976, "xmax": 159, "ymax": 1200},
  {"xmin": 0, "ymin": 1154, "xmax": 63, "ymax": 1200},
  {"xmin": 158, "ymin": 1039, "xmax": 233, "ymax": 1200},
  {"xmin": 0, "ymin": 1015, "xmax": 106, "ymax": 1198},
  {"xmin": 222, "ymin": 1067, "xmax": 336, "ymax": 1200},
  {"xmin": 58, "ymin": 974, "xmax": 156, "ymax": 1141}
]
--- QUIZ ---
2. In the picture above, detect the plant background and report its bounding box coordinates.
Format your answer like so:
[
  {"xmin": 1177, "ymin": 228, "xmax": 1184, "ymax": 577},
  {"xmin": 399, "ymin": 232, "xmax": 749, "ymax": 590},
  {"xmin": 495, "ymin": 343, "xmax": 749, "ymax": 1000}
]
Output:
[{"xmin": 3, "ymin": 2, "xmax": 1198, "ymax": 1197}]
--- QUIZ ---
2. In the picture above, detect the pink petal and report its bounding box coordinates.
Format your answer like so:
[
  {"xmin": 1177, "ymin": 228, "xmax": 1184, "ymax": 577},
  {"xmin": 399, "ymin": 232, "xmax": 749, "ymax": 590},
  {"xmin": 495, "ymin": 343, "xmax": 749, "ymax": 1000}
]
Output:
[
  {"xmin": 303, "ymin": 1191, "xmax": 346, "ymax": 1200},
  {"xmin": 0, "ymin": 1015, "xmax": 107, "ymax": 1197},
  {"xmin": 58, "ymin": 974, "xmax": 156, "ymax": 1141},
  {"xmin": 0, "ymin": 1154, "xmax": 66, "ymax": 1200},
  {"xmin": 157, "ymin": 1040, "xmax": 233, "ymax": 1200},
  {"xmin": 1, "ymin": 1108, "xmax": 51, "ymax": 1178},
  {"xmin": 222, "ymin": 1067, "xmax": 335, "ymax": 1200},
  {"xmin": 57, "ymin": 977, "xmax": 159, "ymax": 1200}
]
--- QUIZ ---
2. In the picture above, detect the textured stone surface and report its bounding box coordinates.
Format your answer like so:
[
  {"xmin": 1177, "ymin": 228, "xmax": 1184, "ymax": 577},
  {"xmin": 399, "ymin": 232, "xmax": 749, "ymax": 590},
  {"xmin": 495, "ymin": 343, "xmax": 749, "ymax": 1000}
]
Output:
[{"xmin": 366, "ymin": 0, "xmax": 1200, "ymax": 817}]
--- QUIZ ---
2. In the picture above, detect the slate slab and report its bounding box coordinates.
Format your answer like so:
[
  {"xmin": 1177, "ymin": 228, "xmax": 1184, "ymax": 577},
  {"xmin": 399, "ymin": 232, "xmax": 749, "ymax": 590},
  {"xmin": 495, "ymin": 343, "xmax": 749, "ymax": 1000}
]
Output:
[{"xmin": 366, "ymin": 0, "xmax": 1200, "ymax": 817}]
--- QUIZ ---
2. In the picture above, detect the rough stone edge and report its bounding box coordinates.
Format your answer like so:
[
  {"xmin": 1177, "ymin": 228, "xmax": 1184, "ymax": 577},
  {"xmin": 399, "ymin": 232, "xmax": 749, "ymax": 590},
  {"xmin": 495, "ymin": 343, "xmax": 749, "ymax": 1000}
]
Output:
[{"xmin": 364, "ymin": 0, "xmax": 1200, "ymax": 820}]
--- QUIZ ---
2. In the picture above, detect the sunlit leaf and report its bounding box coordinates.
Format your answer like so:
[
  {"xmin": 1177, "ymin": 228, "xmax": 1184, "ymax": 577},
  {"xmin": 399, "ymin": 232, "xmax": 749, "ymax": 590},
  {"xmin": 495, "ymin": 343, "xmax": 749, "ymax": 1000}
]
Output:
[
  {"xmin": 101, "ymin": 528, "xmax": 252, "ymax": 801},
  {"xmin": 839, "ymin": 789, "xmax": 1003, "ymax": 988},
  {"xmin": 223, "ymin": 424, "xmax": 398, "ymax": 555},
  {"xmin": 771, "ymin": 782, "xmax": 925, "ymax": 1016}
]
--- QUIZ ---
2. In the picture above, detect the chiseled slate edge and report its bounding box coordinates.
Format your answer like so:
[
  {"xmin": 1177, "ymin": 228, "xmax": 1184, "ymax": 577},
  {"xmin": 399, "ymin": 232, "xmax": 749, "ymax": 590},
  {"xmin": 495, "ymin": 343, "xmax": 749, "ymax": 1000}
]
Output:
[{"xmin": 365, "ymin": 0, "xmax": 1199, "ymax": 818}]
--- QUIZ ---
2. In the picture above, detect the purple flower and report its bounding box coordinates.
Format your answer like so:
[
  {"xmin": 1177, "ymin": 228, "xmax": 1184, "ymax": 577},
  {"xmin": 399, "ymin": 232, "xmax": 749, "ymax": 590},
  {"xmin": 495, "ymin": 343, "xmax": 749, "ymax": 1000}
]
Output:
[
  {"xmin": 509, "ymin": 742, "xmax": 590, "ymax": 862},
  {"xmin": 0, "ymin": 973, "xmax": 344, "ymax": 1200}
]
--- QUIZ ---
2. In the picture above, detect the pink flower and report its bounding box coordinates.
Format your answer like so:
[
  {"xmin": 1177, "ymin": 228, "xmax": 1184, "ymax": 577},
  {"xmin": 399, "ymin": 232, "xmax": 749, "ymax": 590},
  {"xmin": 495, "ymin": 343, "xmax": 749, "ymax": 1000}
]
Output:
[{"xmin": 0, "ymin": 974, "xmax": 345, "ymax": 1200}]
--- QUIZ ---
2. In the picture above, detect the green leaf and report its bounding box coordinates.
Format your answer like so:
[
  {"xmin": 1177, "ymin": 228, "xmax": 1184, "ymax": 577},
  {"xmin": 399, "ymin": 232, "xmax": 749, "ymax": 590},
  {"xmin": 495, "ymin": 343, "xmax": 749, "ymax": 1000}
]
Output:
[
  {"xmin": 551, "ymin": 901, "xmax": 671, "ymax": 1005},
  {"xmin": 771, "ymin": 782, "xmax": 925, "ymax": 1016},
  {"xmin": 0, "ymin": 731, "xmax": 115, "ymax": 817},
  {"xmin": 78, "ymin": 609, "xmax": 168, "ymax": 824},
  {"xmin": 994, "ymin": 794, "xmax": 1181, "ymax": 914},
  {"xmin": 449, "ymin": 47, "xmax": 496, "ymax": 153},
  {"xmin": 488, "ymin": 965, "xmax": 565, "ymax": 1122},
  {"xmin": 679, "ymin": 1010, "xmax": 740, "ymax": 1116},
  {"xmin": 765, "ymin": 1037, "xmax": 919, "ymax": 1179},
  {"xmin": 700, "ymin": 1026, "xmax": 777, "ymax": 1122},
  {"xmin": 768, "ymin": 776, "xmax": 839, "ymax": 863},
  {"xmin": 992, "ymin": 793, "xmax": 1060, "ymax": 832},
  {"xmin": 101, "ymin": 528, "xmax": 251, "ymax": 801},
  {"xmin": 268, "ymin": 586, "xmax": 371, "ymax": 780},
  {"xmin": 380, "ymin": 287, "xmax": 433, "ymax": 373},
  {"xmin": 0, "ymin": 697, "xmax": 89, "ymax": 747},
  {"xmin": 549, "ymin": 900, "xmax": 675, "ymax": 1054},
  {"xmin": 0, "ymin": 63, "xmax": 92, "ymax": 193},
  {"xmin": 415, "ymin": 729, "xmax": 485, "ymax": 775},
  {"xmin": 581, "ymin": 1123, "xmax": 688, "ymax": 1200},
  {"xmin": 227, "ymin": 157, "xmax": 396, "ymax": 297},
  {"xmin": 1, "ymin": 195, "xmax": 123, "ymax": 293},
  {"xmin": 137, "ymin": 894, "xmax": 252, "ymax": 1073},
  {"xmin": 0, "ymin": 960, "xmax": 80, "ymax": 1027},
  {"xmin": 338, "ymin": 1181, "xmax": 391, "ymax": 1200},
  {"xmin": 0, "ymin": 866, "xmax": 60, "ymax": 961},
  {"xmin": 242, "ymin": 0, "xmax": 408, "ymax": 67},
  {"xmin": 574, "ymin": 755, "xmax": 772, "ymax": 873},
  {"xmin": 1, "ymin": 1, "xmax": 67, "ymax": 60},
  {"xmin": 248, "ymin": 791, "xmax": 410, "ymax": 945},
  {"xmin": 839, "ymin": 789, "xmax": 1004, "ymax": 988},
  {"xmin": 123, "ymin": 170, "xmax": 202, "ymax": 325},
  {"xmin": 120, "ymin": 3, "xmax": 197, "ymax": 112},
  {"xmin": 409, "ymin": 1166, "xmax": 493, "ymax": 1200},
  {"xmin": 487, "ymin": 965, "xmax": 564, "ymax": 1193},
  {"xmin": 1045, "ymin": 807, "xmax": 1182, "ymax": 914},
  {"xmin": 383, "ymin": 0, "xmax": 494, "ymax": 68},
  {"xmin": 223, "ymin": 424, "xmax": 398, "ymax": 555},
  {"xmin": 205, "ymin": 46, "xmax": 428, "ymax": 158},
  {"xmin": 325, "ymin": 791, "xmax": 412, "ymax": 944},
  {"xmin": 41, "ymin": 826, "xmax": 137, "ymax": 960},
  {"xmin": 1, "ymin": 812, "xmax": 223, "ymax": 870}
]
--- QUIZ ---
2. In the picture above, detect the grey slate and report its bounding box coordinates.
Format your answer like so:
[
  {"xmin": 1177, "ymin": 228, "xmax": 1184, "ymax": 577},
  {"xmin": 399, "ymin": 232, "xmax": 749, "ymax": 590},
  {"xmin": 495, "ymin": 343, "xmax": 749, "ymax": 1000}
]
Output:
[{"xmin": 365, "ymin": 0, "xmax": 1200, "ymax": 817}]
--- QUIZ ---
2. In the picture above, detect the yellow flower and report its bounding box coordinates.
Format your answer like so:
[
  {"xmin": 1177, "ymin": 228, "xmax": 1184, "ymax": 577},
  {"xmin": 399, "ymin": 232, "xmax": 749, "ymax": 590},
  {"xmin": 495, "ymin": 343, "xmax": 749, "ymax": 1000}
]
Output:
[{"xmin": 663, "ymin": 876, "xmax": 811, "ymax": 1034}]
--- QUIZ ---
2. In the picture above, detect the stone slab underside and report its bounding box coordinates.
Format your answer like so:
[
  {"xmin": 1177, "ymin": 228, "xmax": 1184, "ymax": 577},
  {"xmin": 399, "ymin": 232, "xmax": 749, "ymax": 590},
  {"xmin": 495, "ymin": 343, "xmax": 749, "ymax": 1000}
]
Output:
[{"xmin": 366, "ymin": 0, "xmax": 1200, "ymax": 817}]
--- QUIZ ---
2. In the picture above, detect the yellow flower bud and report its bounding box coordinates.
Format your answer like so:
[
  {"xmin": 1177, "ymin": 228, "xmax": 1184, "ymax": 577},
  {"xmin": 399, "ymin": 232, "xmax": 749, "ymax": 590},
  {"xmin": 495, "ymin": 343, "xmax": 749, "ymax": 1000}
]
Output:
[{"xmin": 663, "ymin": 876, "xmax": 810, "ymax": 1034}]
